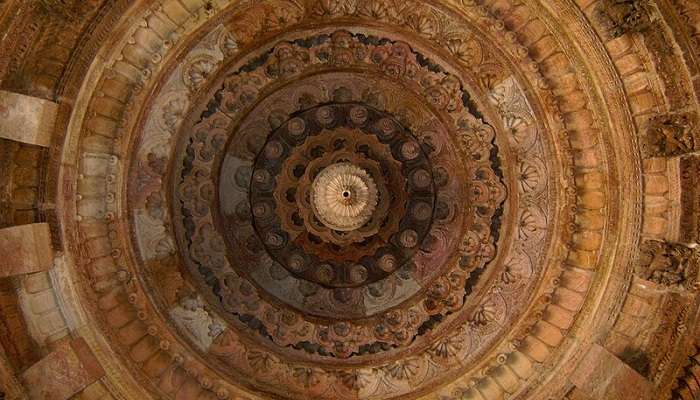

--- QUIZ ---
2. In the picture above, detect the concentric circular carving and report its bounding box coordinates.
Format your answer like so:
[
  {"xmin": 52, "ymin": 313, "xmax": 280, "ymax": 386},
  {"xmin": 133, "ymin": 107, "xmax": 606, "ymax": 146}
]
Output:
[
  {"xmin": 248, "ymin": 103, "xmax": 436, "ymax": 287},
  {"xmin": 280, "ymin": 123, "xmax": 402, "ymax": 258},
  {"xmin": 51, "ymin": 0, "xmax": 700, "ymax": 397},
  {"xmin": 164, "ymin": 31, "xmax": 513, "ymax": 387},
  {"xmin": 64, "ymin": 1, "xmax": 637, "ymax": 397},
  {"xmin": 30, "ymin": 1, "xmax": 700, "ymax": 399}
]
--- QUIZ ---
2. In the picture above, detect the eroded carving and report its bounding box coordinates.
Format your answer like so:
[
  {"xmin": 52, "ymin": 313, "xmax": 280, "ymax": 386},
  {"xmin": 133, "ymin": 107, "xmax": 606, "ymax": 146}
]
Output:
[
  {"xmin": 637, "ymin": 240, "xmax": 700, "ymax": 289},
  {"xmin": 643, "ymin": 113, "xmax": 698, "ymax": 158},
  {"xmin": 594, "ymin": 0, "xmax": 654, "ymax": 38}
]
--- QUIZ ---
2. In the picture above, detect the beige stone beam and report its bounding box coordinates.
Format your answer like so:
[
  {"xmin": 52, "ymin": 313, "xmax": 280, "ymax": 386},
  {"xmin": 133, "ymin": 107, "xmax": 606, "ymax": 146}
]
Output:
[
  {"xmin": 0, "ymin": 223, "xmax": 54, "ymax": 278},
  {"xmin": 0, "ymin": 90, "xmax": 57, "ymax": 147},
  {"xmin": 20, "ymin": 338, "xmax": 105, "ymax": 400},
  {"xmin": 569, "ymin": 343, "xmax": 655, "ymax": 400},
  {"xmin": 18, "ymin": 271, "xmax": 70, "ymax": 346}
]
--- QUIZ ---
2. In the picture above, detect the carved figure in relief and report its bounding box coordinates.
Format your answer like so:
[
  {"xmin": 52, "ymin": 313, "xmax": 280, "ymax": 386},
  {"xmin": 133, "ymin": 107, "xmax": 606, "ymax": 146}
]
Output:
[
  {"xmin": 594, "ymin": 0, "xmax": 653, "ymax": 38},
  {"xmin": 643, "ymin": 113, "xmax": 697, "ymax": 157},
  {"xmin": 169, "ymin": 294, "xmax": 223, "ymax": 351},
  {"xmin": 637, "ymin": 240, "xmax": 699, "ymax": 289}
]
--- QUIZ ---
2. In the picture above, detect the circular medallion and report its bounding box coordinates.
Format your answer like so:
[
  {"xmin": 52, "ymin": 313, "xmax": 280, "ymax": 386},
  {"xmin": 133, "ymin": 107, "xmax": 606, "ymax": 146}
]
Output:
[
  {"xmin": 246, "ymin": 103, "xmax": 438, "ymax": 288},
  {"xmin": 310, "ymin": 162, "xmax": 378, "ymax": 232}
]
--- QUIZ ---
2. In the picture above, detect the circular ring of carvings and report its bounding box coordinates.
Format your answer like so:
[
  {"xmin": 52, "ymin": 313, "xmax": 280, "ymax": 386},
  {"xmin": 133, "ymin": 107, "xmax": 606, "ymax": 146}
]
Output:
[{"xmin": 56, "ymin": 1, "xmax": 638, "ymax": 399}]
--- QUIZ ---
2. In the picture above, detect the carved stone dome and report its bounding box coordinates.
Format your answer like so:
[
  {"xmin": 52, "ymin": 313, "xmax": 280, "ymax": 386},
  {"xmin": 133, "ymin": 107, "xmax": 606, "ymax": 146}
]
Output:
[{"xmin": 1, "ymin": 1, "xmax": 700, "ymax": 400}]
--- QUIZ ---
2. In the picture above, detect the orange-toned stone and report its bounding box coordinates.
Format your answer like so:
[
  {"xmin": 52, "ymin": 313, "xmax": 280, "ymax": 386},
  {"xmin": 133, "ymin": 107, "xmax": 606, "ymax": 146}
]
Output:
[
  {"xmin": 0, "ymin": 91, "xmax": 57, "ymax": 147},
  {"xmin": 570, "ymin": 344, "xmax": 655, "ymax": 400},
  {"xmin": 0, "ymin": 277, "xmax": 41, "ymax": 370},
  {"xmin": 0, "ymin": 223, "xmax": 54, "ymax": 277},
  {"xmin": 21, "ymin": 337, "xmax": 105, "ymax": 400}
]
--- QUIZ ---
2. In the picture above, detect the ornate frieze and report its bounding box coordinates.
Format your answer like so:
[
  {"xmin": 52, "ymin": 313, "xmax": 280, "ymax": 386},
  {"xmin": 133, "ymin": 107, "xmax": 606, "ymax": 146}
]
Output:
[
  {"xmin": 671, "ymin": 340, "xmax": 700, "ymax": 399},
  {"xmin": 679, "ymin": 155, "xmax": 700, "ymax": 243}
]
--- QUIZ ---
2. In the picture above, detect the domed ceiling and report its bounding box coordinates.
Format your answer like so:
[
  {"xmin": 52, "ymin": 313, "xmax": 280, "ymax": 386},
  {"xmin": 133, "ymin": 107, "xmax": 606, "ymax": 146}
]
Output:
[{"xmin": 1, "ymin": 0, "xmax": 700, "ymax": 399}]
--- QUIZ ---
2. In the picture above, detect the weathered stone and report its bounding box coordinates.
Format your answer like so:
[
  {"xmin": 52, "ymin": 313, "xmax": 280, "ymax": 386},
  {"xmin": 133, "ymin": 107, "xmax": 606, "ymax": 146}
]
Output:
[
  {"xmin": 21, "ymin": 338, "xmax": 105, "ymax": 400},
  {"xmin": 0, "ymin": 223, "xmax": 53, "ymax": 277},
  {"xmin": 637, "ymin": 240, "xmax": 699, "ymax": 289},
  {"xmin": 594, "ymin": 0, "xmax": 654, "ymax": 38},
  {"xmin": 0, "ymin": 91, "xmax": 57, "ymax": 147},
  {"xmin": 570, "ymin": 344, "xmax": 655, "ymax": 400},
  {"xmin": 642, "ymin": 112, "xmax": 698, "ymax": 158},
  {"xmin": 0, "ymin": 0, "xmax": 698, "ymax": 399}
]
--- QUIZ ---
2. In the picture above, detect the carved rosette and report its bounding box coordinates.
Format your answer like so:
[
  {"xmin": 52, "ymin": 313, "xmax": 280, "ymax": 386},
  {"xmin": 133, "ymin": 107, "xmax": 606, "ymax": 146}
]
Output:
[
  {"xmin": 270, "ymin": 122, "xmax": 407, "ymax": 256},
  {"xmin": 310, "ymin": 162, "xmax": 378, "ymax": 232}
]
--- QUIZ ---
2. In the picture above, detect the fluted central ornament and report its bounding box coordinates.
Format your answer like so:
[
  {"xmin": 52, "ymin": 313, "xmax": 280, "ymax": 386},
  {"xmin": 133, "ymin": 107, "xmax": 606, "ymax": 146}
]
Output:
[{"xmin": 311, "ymin": 162, "xmax": 378, "ymax": 231}]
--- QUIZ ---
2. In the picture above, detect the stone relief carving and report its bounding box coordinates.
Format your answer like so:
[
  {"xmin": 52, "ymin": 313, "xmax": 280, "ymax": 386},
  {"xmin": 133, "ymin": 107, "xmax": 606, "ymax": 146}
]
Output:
[
  {"xmin": 679, "ymin": 155, "xmax": 700, "ymax": 243},
  {"xmin": 671, "ymin": 341, "xmax": 700, "ymax": 399},
  {"xmin": 173, "ymin": 32, "xmax": 508, "ymax": 353},
  {"xmin": 637, "ymin": 240, "xmax": 700, "ymax": 289},
  {"xmin": 55, "ymin": 0, "xmax": 626, "ymax": 398},
  {"xmin": 38, "ymin": 0, "xmax": 100, "ymax": 18},
  {"xmin": 131, "ymin": 25, "xmax": 231, "ymax": 261},
  {"xmin": 25, "ymin": 0, "xmax": 699, "ymax": 395},
  {"xmin": 643, "ymin": 113, "xmax": 698, "ymax": 158},
  {"xmin": 153, "ymin": 19, "xmax": 549, "ymax": 398},
  {"xmin": 594, "ymin": 0, "xmax": 654, "ymax": 38},
  {"xmin": 169, "ymin": 294, "xmax": 224, "ymax": 352}
]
